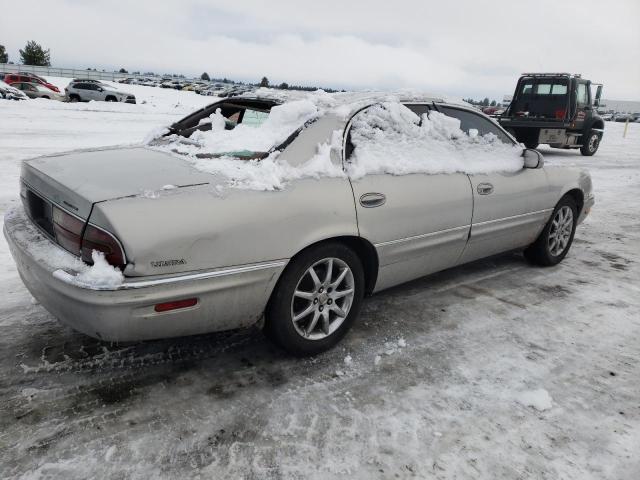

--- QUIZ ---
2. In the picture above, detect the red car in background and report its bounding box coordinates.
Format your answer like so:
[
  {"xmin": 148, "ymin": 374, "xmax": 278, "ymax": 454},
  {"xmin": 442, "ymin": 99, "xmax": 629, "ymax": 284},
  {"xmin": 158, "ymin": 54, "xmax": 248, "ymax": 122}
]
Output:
[{"xmin": 3, "ymin": 73, "xmax": 60, "ymax": 93}]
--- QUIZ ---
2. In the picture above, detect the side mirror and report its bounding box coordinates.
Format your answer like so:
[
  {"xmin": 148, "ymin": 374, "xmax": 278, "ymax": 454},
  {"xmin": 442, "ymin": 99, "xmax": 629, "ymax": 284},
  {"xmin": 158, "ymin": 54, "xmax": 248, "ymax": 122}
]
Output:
[{"xmin": 523, "ymin": 148, "xmax": 544, "ymax": 169}]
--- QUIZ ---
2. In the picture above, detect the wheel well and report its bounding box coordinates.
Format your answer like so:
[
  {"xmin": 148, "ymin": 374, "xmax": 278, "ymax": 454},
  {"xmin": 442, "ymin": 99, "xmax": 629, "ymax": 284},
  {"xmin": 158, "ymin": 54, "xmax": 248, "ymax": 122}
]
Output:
[
  {"xmin": 591, "ymin": 120, "xmax": 604, "ymax": 131},
  {"xmin": 291, "ymin": 236, "xmax": 379, "ymax": 295},
  {"xmin": 105, "ymin": 95, "xmax": 117, "ymax": 101},
  {"xmin": 564, "ymin": 189, "xmax": 584, "ymax": 214}
]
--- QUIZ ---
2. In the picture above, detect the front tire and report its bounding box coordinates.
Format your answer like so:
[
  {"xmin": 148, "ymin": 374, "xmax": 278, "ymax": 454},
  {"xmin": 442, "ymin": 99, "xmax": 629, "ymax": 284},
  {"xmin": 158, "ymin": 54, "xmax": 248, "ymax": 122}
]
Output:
[
  {"xmin": 265, "ymin": 243, "xmax": 365, "ymax": 356},
  {"xmin": 580, "ymin": 130, "xmax": 600, "ymax": 156},
  {"xmin": 524, "ymin": 195, "xmax": 578, "ymax": 266}
]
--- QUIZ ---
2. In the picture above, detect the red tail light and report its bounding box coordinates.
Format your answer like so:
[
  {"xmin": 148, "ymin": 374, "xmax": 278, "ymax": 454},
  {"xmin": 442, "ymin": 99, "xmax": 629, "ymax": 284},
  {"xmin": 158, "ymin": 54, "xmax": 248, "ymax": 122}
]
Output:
[
  {"xmin": 81, "ymin": 224, "xmax": 126, "ymax": 269},
  {"xmin": 154, "ymin": 298, "xmax": 198, "ymax": 313},
  {"xmin": 52, "ymin": 206, "xmax": 83, "ymax": 255},
  {"xmin": 554, "ymin": 109, "xmax": 566, "ymax": 120}
]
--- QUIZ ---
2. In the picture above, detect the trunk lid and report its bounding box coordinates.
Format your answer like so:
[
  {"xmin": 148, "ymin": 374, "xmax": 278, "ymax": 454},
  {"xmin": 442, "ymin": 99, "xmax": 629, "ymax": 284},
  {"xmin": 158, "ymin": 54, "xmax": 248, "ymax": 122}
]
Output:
[{"xmin": 21, "ymin": 147, "xmax": 212, "ymax": 219}]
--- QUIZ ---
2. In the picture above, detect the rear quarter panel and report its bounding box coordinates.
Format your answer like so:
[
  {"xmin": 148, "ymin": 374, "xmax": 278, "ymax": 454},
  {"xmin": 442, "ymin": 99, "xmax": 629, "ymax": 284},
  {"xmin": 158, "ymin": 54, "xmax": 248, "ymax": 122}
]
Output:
[{"xmin": 91, "ymin": 177, "xmax": 358, "ymax": 277}]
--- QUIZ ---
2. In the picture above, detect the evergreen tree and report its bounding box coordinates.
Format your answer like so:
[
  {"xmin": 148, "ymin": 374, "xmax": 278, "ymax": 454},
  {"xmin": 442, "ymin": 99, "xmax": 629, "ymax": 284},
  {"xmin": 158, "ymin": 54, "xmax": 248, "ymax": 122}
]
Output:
[
  {"xmin": 482, "ymin": 97, "xmax": 490, "ymax": 106},
  {"xmin": 278, "ymin": 82, "xmax": 289, "ymax": 90},
  {"xmin": 490, "ymin": 100, "xmax": 497, "ymax": 106},
  {"xmin": 0, "ymin": 45, "xmax": 8, "ymax": 63},
  {"xmin": 201, "ymin": 72, "xmax": 210, "ymax": 81},
  {"xmin": 20, "ymin": 40, "xmax": 50, "ymax": 66},
  {"xmin": 260, "ymin": 76, "xmax": 269, "ymax": 87},
  {"xmin": 119, "ymin": 68, "xmax": 128, "ymax": 74}
]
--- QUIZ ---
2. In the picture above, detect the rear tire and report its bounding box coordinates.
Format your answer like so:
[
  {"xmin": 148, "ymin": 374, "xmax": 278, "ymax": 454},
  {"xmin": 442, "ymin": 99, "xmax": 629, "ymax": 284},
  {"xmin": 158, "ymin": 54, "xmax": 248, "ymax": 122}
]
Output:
[
  {"xmin": 69, "ymin": 94, "xmax": 80, "ymax": 102},
  {"xmin": 105, "ymin": 96, "xmax": 117, "ymax": 102},
  {"xmin": 580, "ymin": 130, "xmax": 600, "ymax": 156},
  {"xmin": 524, "ymin": 195, "xmax": 578, "ymax": 266},
  {"xmin": 265, "ymin": 242, "xmax": 365, "ymax": 356}
]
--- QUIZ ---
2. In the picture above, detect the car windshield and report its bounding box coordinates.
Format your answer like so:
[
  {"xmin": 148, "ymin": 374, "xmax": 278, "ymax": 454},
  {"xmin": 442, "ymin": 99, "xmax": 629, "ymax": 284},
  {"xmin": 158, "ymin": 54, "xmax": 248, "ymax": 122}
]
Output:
[{"xmin": 150, "ymin": 99, "xmax": 319, "ymax": 159}]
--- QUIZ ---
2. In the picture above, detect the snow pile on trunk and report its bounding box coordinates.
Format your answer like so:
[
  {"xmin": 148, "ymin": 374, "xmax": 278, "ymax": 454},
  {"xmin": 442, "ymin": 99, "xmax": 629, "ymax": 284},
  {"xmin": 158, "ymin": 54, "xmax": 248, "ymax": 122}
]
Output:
[
  {"xmin": 7, "ymin": 207, "xmax": 124, "ymax": 289},
  {"xmin": 347, "ymin": 103, "xmax": 523, "ymax": 178},
  {"xmin": 73, "ymin": 251, "xmax": 124, "ymax": 289}
]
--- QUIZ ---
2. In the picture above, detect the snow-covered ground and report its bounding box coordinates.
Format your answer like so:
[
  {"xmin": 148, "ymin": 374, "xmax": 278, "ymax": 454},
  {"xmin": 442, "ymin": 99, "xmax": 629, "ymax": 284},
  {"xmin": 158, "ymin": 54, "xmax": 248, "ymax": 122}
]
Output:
[{"xmin": 0, "ymin": 83, "xmax": 639, "ymax": 479}]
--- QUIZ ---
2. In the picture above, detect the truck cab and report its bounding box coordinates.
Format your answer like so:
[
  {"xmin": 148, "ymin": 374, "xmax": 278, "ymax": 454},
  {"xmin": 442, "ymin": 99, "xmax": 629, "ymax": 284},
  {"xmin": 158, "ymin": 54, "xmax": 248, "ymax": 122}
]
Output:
[{"xmin": 499, "ymin": 73, "xmax": 604, "ymax": 156}]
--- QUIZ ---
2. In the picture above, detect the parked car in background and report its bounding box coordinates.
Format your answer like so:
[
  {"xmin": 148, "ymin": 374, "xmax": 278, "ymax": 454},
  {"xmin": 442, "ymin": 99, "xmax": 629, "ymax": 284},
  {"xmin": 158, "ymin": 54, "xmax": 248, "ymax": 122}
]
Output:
[
  {"xmin": 219, "ymin": 85, "xmax": 254, "ymax": 98},
  {"xmin": 0, "ymin": 80, "xmax": 28, "ymax": 100},
  {"xmin": 65, "ymin": 80, "xmax": 136, "ymax": 103},
  {"xmin": 613, "ymin": 113, "xmax": 632, "ymax": 122},
  {"xmin": 72, "ymin": 78, "xmax": 107, "ymax": 85},
  {"xmin": 601, "ymin": 113, "xmax": 613, "ymax": 121},
  {"xmin": 11, "ymin": 82, "xmax": 65, "ymax": 101},
  {"xmin": 4, "ymin": 73, "xmax": 61, "ymax": 93},
  {"xmin": 4, "ymin": 94, "xmax": 594, "ymax": 355}
]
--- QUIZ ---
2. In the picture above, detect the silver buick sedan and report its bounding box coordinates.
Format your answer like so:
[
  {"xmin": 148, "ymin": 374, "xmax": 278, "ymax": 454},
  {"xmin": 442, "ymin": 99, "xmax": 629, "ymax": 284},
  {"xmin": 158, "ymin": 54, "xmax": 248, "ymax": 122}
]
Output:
[{"xmin": 4, "ymin": 93, "xmax": 594, "ymax": 355}]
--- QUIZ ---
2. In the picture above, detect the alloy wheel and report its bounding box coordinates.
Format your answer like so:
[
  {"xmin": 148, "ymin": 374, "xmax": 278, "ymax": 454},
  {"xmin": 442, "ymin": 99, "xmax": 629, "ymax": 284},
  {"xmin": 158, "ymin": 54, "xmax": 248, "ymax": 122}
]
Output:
[
  {"xmin": 290, "ymin": 257, "xmax": 355, "ymax": 340},
  {"xmin": 548, "ymin": 206, "xmax": 574, "ymax": 256}
]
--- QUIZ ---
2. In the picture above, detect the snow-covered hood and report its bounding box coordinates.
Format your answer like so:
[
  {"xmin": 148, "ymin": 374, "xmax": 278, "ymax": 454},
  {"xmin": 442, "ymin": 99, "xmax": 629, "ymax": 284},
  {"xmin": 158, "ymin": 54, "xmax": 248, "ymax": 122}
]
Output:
[{"xmin": 21, "ymin": 147, "xmax": 213, "ymax": 218}]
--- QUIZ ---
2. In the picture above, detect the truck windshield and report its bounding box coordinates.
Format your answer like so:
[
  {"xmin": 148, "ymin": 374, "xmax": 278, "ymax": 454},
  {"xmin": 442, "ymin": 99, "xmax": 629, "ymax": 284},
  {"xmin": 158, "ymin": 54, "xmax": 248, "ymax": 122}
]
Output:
[
  {"xmin": 513, "ymin": 78, "xmax": 570, "ymax": 119},
  {"xmin": 519, "ymin": 78, "xmax": 568, "ymax": 97}
]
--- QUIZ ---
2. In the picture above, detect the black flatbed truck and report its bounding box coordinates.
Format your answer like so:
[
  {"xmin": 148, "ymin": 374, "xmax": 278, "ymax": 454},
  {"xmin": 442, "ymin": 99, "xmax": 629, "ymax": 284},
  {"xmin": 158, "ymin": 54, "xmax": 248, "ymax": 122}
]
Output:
[{"xmin": 498, "ymin": 73, "xmax": 604, "ymax": 156}]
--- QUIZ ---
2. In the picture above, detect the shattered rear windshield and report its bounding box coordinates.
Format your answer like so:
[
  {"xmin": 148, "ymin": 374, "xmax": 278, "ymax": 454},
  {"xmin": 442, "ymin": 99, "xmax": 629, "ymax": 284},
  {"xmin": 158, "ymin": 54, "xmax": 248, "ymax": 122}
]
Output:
[{"xmin": 149, "ymin": 99, "xmax": 319, "ymax": 160}]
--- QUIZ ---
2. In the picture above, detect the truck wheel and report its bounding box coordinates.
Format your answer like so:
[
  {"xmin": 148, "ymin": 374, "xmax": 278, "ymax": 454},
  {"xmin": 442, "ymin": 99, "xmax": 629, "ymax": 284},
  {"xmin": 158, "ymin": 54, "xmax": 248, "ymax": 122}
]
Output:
[
  {"xmin": 524, "ymin": 195, "xmax": 577, "ymax": 266},
  {"xmin": 580, "ymin": 130, "xmax": 600, "ymax": 156},
  {"xmin": 265, "ymin": 242, "xmax": 364, "ymax": 356}
]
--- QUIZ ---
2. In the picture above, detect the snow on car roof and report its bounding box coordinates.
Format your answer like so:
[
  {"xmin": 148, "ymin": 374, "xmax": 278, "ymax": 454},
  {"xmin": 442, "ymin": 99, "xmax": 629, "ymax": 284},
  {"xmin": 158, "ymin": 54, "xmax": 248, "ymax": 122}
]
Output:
[
  {"xmin": 148, "ymin": 91, "xmax": 521, "ymax": 192},
  {"xmin": 237, "ymin": 87, "xmax": 470, "ymax": 119}
]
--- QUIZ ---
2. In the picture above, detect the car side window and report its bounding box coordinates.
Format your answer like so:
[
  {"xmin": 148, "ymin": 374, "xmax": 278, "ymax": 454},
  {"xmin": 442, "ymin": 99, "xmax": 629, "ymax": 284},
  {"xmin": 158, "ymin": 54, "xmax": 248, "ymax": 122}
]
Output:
[
  {"xmin": 74, "ymin": 83, "xmax": 87, "ymax": 90},
  {"xmin": 405, "ymin": 104, "xmax": 431, "ymax": 117},
  {"xmin": 438, "ymin": 106, "xmax": 513, "ymax": 144}
]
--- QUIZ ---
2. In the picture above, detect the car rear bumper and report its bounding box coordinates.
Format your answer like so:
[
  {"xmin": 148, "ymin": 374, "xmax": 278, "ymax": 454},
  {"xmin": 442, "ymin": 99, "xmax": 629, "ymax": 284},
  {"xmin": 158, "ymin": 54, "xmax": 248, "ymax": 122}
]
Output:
[{"xmin": 4, "ymin": 206, "xmax": 286, "ymax": 342}]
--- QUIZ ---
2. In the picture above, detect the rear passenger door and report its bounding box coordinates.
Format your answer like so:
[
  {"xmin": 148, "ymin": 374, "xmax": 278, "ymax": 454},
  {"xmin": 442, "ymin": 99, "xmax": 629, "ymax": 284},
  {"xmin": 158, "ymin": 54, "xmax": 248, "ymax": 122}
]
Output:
[
  {"xmin": 438, "ymin": 106, "xmax": 555, "ymax": 263},
  {"xmin": 346, "ymin": 104, "xmax": 473, "ymax": 292}
]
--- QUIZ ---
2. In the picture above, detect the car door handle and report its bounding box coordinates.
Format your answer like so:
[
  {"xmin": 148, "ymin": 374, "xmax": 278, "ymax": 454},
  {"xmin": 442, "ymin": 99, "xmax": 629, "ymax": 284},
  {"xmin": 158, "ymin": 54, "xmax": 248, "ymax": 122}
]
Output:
[
  {"xmin": 477, "ymin": 183, "xmax": 494, "ymax": 195},
  {"xmin": 359, "ymin": 192, "xmax": 386, "ymax": 208}
]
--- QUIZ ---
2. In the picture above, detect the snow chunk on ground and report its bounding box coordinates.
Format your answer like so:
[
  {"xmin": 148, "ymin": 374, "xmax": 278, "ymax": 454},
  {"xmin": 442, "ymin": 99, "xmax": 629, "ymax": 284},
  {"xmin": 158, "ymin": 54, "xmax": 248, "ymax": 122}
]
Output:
[
  {"xmin": 515, "ymin": 389, "xmax": 553, "ymax": 411},
  {"xmin": 347, "ymin": 103, "xmax": 523, "ymax": 178}
]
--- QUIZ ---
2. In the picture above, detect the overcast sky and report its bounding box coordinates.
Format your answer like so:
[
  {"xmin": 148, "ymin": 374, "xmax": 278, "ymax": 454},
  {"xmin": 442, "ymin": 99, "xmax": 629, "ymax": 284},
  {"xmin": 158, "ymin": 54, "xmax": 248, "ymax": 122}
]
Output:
[{"xmin": 1, "ymin": 0, "xmax": 639, "ymax": 100}]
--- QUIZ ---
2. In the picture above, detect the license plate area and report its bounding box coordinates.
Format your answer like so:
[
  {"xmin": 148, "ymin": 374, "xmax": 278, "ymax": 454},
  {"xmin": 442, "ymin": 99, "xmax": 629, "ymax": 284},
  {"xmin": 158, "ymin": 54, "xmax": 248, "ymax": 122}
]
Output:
[{"xmin": 538, "ymin": 128, "xmax": 567, "ymax": 144}]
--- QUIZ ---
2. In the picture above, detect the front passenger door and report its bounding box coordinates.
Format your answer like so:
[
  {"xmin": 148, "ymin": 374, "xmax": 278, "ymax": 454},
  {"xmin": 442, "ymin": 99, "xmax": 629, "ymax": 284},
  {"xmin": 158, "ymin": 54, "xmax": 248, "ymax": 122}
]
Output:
[{"xmin": 437, "ymin": 106, "xmax": 555, "ymax": 263}]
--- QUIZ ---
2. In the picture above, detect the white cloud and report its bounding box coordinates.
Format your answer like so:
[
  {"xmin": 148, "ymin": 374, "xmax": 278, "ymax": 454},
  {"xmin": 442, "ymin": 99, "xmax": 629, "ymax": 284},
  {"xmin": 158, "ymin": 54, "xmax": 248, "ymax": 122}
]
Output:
[{"xmin": 1, "ymin": 0, "xmax": 638, "ymax": 99}]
